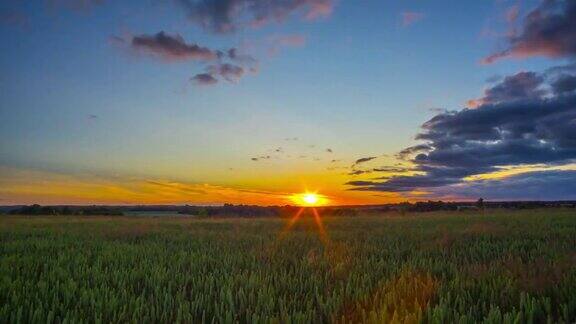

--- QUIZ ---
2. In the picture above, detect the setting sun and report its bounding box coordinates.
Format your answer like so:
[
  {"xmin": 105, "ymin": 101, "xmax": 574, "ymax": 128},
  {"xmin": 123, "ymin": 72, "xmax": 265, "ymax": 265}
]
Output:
[
  {"xmin": 291, "ymin": 192, "xmax": 328, "ymax": 206},
  {"xmin": 303, "ymin": 193, "xmax": 318, "ymax": 205}
]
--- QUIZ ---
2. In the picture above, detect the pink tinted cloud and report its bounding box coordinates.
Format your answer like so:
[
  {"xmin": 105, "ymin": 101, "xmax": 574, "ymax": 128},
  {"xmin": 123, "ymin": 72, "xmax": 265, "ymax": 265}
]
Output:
[
  {"xmin": 129, "ymin": 31, "xmax": 218, "ymax": 62},
  {"xmin": 401, "ymin": 11, "xmax": 425, "ymax": 27},
  {"xmin": 306, "ymin": 0, "xmax": 334, "ymax": 20},
  {"xmin": 267, "ymin": 34, "xmax": 307, "ymax": 56},
  {"xmin": 483, "ymin": 1, "xmax": 576, "ymax": 64},
  {"xmin": 180, "ymin": 0, "xmax": 335, "ymax": 33},
  {"xmin": 273, "ymin": 35, "xmax": 307, "ymax": 47}
]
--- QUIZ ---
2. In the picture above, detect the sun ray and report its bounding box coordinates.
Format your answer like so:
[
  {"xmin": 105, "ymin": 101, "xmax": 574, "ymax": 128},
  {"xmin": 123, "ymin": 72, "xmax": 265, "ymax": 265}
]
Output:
[
  {"xmin": 279, "ymin": 191, "xmax": 331, "ymax": 245},
  {"xmin": 312, "ymin": 207, "xmax": 329, "ymax": 245},
  {"xmin": 279, "ymin": 207, "xmax": 305, "ymax": 239}
]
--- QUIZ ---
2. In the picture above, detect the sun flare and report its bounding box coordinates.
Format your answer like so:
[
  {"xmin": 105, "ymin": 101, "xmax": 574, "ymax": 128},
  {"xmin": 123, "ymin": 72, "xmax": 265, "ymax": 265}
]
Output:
[
  {"xmin": 291, "ymin": 192, "xmax": 327, "ymax": 206},
  {"xmin": 303, "ymin": 193, "xmax": 318, "ymax": 205}
]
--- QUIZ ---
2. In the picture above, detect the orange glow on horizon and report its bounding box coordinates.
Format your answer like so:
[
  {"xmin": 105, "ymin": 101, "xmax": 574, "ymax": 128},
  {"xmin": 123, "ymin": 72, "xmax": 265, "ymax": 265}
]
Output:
[{"xmin": 0, "ymin": 166, "xmax": 410, "ymax": 206}]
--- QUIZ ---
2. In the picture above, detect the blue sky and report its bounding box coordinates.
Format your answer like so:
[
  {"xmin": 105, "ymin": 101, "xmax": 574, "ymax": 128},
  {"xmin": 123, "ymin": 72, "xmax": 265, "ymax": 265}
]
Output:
[{"xmin": 1, "ymin": 0, "xmax": 575, "ymax": 205}]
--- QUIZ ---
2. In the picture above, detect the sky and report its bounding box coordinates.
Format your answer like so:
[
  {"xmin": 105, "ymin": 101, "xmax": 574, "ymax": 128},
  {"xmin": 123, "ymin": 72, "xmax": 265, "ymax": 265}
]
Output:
[{"xmin": 1, "ymin": 0, "xmax": 576, "ymax": 205}]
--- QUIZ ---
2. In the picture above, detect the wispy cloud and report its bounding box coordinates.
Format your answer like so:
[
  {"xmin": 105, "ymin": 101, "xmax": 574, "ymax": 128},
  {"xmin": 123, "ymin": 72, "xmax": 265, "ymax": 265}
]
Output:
[
  {"xmin": 177, "ymin": 0, "xmax": 334, "ymax": 34},
  {"xmin": 352, "ymin": 156, "xmax": 377, "ymax": 167},
  {"xmin": 191, "ymin": 73, "xmax": 218, "ymax": 86},
  {"xmin": 0, "ymin": 166, "xmax": 292, "ymax": 205}
]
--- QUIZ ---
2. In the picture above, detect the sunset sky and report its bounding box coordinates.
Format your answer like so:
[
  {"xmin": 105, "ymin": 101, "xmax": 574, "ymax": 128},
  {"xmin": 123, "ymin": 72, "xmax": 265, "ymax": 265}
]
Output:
[{"xmin": 1, "ymin": 0, "xmax": 576, "ymax": 205}]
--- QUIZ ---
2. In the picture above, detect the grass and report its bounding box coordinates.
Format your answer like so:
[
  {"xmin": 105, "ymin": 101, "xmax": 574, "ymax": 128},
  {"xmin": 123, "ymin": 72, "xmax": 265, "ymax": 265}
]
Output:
[{"xmin": 1, "ymin": 209, "xmax": 576, "ymax": 323}]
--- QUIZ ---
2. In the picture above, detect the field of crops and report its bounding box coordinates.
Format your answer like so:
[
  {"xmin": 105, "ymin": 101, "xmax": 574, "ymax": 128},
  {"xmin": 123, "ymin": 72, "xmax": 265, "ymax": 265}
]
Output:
[{"xmin": 1, "ymin": 209, "xmax": 576, "ymax": 323}]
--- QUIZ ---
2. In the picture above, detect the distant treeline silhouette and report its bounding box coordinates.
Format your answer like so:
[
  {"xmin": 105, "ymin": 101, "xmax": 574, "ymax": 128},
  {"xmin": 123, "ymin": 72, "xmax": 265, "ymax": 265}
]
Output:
[
  {"xmin": 8, "ymin": 204, "xmax": 123, "ymax": 216},
  {"xmin": 3, "ymin": 200, "xmax": 575, "ymax": 217}
]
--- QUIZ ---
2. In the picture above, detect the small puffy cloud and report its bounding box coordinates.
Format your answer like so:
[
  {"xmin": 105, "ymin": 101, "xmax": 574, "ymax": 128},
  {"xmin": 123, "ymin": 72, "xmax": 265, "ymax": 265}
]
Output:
[
  {"xmin": 191, "ymin": 73, "xmax": 218, "ymax": 86},
  {"xmin": 130, "ymin": 31, "xmax": 217, "ymax": 62},
  {"xmin": 228, "ymin": 48, "xmax": 258, "ymax": 66},
  {"xmin": 116, "ymin": 32, "xmax": 257, "ymax": 87},
  {"xmin": 208, "ymin": 63, "xmax": 244, "ymax": 82}
]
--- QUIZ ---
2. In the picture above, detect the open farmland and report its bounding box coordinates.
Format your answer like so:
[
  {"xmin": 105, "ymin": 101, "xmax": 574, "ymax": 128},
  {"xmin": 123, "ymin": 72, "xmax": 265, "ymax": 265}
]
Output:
[{"xmin": 1, "ymin": 209, "xmax": 576, "ymax": 323}]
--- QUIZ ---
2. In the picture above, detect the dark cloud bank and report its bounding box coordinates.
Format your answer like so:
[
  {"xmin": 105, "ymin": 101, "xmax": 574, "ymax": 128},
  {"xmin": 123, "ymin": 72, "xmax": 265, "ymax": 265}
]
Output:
[{"xmin": 348, "ymin": 0, "xmax": 576, "ymax": 200}]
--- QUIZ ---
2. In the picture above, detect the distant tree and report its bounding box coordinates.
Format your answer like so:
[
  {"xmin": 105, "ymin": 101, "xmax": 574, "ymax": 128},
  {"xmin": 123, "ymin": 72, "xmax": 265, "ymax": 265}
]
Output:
[{"xmin": 476, "ymin": 198, "xmax": 485, "ymax": 210}]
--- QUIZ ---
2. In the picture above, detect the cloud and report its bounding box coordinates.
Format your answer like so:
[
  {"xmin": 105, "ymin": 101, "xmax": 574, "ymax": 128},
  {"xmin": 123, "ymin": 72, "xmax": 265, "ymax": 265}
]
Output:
[
  {"xmin": 191, "ymin": 62, "xmax": 251, "ymax": 85},
  {"xmin": 372, "ymin": 166, "xmax": 412, "ymax": 173},
  {"xmin": 348, "ymin": 67, "xmax": 576, "ymax": 196},
  {"xmin": 191, "ymin": 73, "xmax": 218, "ymax": 85},
  {"xmin": 251, "ymin": 155, "xmax": 271, "ymax": 161},
  {"xmin": 272, "ymin": 34, "xmax": 307, "ymax": 47},
  {"xmin": 0, "ymin": 166, "xmax": 292, "ymax": 205},
  {"xmin": 177, "ymin": 0, "xmax": 334, "ymax": 33},
  {"xmin": 353, "ymin": 156, "xmax": 377, "ymax": 167},
  {"xmin": 118, "ymin": 32, "xmax": 257, "ymax": 86},
  {"xmin": 265, "ymin": 34, "xmax": 307, "ymax": 56},
  {"xmin": 401, "ymin": 11, "xmax": 425, "ymax": 27},
  {"xmin": 435, "ymin": 170, "xmax": 576, "ymax": 200},
  {"xmin": 397, "ymin": 144, "xmax": 431, "ymax": 160},
  {"xmin": 467, "ymin": 71, "xmax": 546, "ymax": 107},
  {"xmin": 130, "ymin": 31, "xmax": 218, "ymax": 62},
  {"xmin": 551, "ymin": 73, "xmax": 576, "ymax": 95},
  {"xmin": 483, "ymin": 0, "xmax": 576, "ymax": 63},
  {"xmin": 349, "ymin": 170, "xmax": 371, "ymax": 176},
  {"xmin": 208, "ymin": 63, "xmax": 244, "ymax": 82},
  {"xmin": 228, "ymin": 48, "xmax": 258, "ymax": 68}
]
